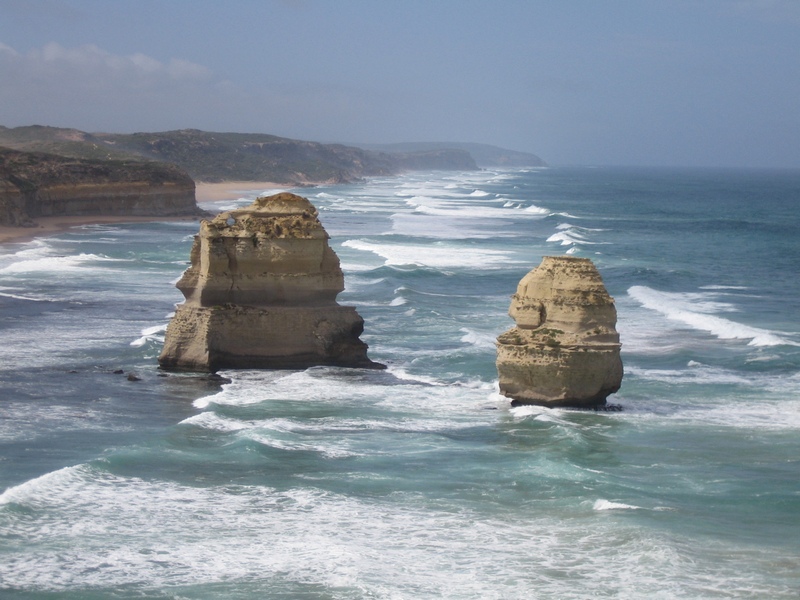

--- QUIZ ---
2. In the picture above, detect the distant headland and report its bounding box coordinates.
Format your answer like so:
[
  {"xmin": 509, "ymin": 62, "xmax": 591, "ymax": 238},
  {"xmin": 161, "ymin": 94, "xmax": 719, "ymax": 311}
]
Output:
[
  {"xmin": 0, "ymin": 125, "xmax": 546, "ymax": 184},
  {"xmin": 353, "ymin": 141, "xmax": 547, "ymax": 168},
  {"xmin": 0, "ymin": 124, "xmax": 547, "ymax": 241}
]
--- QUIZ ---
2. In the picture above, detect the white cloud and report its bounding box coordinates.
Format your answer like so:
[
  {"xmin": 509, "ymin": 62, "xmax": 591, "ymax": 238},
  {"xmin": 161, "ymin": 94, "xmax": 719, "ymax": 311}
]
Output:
[
  {"xmin": 167, "ymin": 58, "xmax": 212, "ymax": 80},
  {"xmin": 0, "ymin": 41, "xmax": 18, "ymax": 56},
  {"xmin": 25, "ymin": 42, "xmax": 212, "ymax": 81},
  {"xmin": 0, "ymin": 39, "xmax": 382, "ymax": 140},
  {"xmin": 0, "ymin": 41, "xmax": 221, "ymax": 131}
]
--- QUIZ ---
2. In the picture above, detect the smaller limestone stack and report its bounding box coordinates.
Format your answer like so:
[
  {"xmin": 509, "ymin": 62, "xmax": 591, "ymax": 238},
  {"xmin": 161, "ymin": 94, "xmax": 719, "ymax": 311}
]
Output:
[
  {"xmin": 159, "ymin": 192, "xmax": 382, "ymax": 372},
  {"xmin": 496, "ymin": 256, "xmax": 623, "ymax": 407}
]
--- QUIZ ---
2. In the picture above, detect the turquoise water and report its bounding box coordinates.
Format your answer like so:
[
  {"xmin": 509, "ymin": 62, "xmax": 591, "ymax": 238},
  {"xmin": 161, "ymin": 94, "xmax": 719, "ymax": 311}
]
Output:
[{"xmin": 1, "ymin": 167, "xmax": 799, "ymax": 598}]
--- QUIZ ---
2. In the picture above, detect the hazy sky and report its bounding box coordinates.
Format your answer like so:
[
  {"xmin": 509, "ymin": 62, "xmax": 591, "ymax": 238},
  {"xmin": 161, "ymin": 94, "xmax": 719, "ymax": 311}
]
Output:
[{"xmin": 1, "ymin": 0, "xmax": 799, "ymax": 167}]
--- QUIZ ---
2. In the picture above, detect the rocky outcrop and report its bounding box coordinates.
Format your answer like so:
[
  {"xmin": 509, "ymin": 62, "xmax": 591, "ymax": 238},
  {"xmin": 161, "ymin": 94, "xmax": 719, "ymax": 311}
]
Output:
[
  {"xmin": 159, "ymin": 192, "xmax": 382, "ymax": 372},
  {"xmin": 0, "ymin": 147, "xmax": 201, "ymax": 226},
  {"xmin": 496, "ymin": 256, "xmax": 623, "ymax": 407},
  {"xmin": 0, "ymin": 179, "xmax": 34, "ymax": 226}
]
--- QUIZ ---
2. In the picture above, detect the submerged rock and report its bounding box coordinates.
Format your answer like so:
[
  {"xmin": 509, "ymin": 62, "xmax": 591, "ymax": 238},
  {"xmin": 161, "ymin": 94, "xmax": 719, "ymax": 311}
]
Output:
[
  {"xmin": 496, "ymin": 256, "xmax": 623, "ymax": 407},
  {"xmin": 159, "ymin": 192, "xmax": 382, "ymax": 372}
]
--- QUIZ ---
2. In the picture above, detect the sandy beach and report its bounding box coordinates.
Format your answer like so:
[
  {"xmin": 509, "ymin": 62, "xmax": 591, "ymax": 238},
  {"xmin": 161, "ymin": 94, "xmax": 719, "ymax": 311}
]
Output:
[
  {"xmin": 0, "ymin": 181, "xmax": 288, "ymax": 245},
  {"xmin": 195, "ymin": 181, "xmax": 287, "ymax": 202}
]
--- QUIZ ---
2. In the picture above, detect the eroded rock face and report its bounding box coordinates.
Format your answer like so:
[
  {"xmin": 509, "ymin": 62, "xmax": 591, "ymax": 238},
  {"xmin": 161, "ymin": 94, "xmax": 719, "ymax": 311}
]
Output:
[
  {"xmin": 496, "ymin": 256, "xmax": 623, "ymax": 407},
  {"xmin": 159, "ymin": 192, "xmax": 382, "ymax": 372},
  {"xmin": 0, "ymin": 147, "xmax": 201, "ymax": 226}
]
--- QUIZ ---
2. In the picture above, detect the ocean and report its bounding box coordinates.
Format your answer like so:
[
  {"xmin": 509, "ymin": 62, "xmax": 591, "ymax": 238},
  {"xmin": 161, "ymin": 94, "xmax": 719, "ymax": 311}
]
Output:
[{"xmin": 1, "ymin": 167, "xmax": 798, "ymax": 598}]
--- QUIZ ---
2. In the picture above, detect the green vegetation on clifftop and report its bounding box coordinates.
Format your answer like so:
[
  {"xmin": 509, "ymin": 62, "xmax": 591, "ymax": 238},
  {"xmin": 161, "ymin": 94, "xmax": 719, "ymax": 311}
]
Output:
[
  {"xmin": 355, "ymin": 141, "xmax": 547, "ymax": 168},
  {"xmin": 0, "ymin": 145, "xmax": 194, "ymax": 187},
  {"xmin": 0, "ymin": 126, "xmax": 483, "ymax": 184}
]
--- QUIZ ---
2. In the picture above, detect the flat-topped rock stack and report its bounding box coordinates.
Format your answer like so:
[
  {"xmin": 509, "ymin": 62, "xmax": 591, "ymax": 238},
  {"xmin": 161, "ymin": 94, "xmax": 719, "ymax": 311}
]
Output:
[
  {"xmin": 496, "ymin": 256, "xmax": 623, "ymax": 407},
  {"xmin": 159, "ymin": 192, "xmax": 382, "ymax": 372}
]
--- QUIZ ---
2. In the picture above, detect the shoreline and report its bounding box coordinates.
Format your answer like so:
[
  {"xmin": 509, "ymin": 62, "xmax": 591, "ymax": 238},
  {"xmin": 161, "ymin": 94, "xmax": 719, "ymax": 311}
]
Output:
[
  {"xmin": 195, "ymin": 181, "xmax": 287, "ymax": 202},
  {"xmin": 0, "ymin": 181, "xmax": 289, "ymax": 245},
  {"xmin": 0, "ymin": 215, "xmax": 207, "ymax": 245}
]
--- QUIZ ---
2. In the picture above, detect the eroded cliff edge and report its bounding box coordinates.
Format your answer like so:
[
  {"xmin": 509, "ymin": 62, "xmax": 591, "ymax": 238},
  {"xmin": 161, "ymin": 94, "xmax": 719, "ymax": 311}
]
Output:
[
  {"xmin": 0, "ymin": 126, "xmax": 481, "ymax": 186},
  {"xmin": 496, "ymin": 256, "xmax": 623, "ymax": 407},
  {"xmin": 159, "ymin": 192, "xmax": 382, "ymax": 372},
  {"xmin": 0, "ymin": 147, "xmax": 201, "ymax": 227}
]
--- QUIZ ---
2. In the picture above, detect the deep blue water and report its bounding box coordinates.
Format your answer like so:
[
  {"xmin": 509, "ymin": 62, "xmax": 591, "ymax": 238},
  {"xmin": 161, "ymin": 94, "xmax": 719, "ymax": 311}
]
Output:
[{"xmin": 1, "ymin": 167, "xmax": 799, "ymax": 598}]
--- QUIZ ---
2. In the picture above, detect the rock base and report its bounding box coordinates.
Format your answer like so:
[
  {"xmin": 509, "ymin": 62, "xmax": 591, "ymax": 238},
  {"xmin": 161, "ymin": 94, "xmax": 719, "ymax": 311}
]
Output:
[
  {"xmin": 159, "ymin": 304, "xmax": 382, "ymax": 372},
  {"xmin": 497, "ymin": 331, "xmax": 622, "ymax": 407}
]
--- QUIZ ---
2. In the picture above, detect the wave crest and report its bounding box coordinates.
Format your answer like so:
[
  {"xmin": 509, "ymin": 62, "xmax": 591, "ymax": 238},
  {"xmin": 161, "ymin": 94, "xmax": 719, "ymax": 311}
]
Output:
[{"xmin": 628, "ymin": 285, "xmax": 799, "ymax": 347}]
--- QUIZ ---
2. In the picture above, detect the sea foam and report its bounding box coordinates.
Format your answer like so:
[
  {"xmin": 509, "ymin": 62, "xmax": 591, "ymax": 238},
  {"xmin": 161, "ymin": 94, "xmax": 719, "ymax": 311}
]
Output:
[
  {"xmin": 341, "ymin": 239, "xmax": 516, "ymax": 269},
  {"xmin": 628, "ymin": 285, "xmax": 799, "ymax": 347},
  {"xmin": 546, "ymin": 223, "xmax": 606, "ymax": 247},
  {"xmin": 593, "ymin": 499, "xmax": 642, "ymax": 511},
  {"xmin": 129, "ymin": 323, "xmax": 167, "ymax": 347},
  {"xmin": 0, "ymin": 252, "xmax": 124, "ymax": 274},
  {"xmin": 5, "ymin": 461, "xmax": 772, "ymax": 597},
  {"xmin": 459, "ymin": 327, "xmax": 497, "ymax": 350}
]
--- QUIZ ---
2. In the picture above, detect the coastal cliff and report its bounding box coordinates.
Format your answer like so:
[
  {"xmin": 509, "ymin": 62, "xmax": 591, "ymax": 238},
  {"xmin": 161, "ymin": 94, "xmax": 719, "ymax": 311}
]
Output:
[
  {"xmin": 388, "ymin": 148, "xmax": 478, "ymax": 171},
  {"xmin": 0, "ymin": 126, "xmax": 481, "ymax": 185},
  {"xmin": 0, "ymin": 147, "xmax": 200, "ymax": 227},
  {"xmin": 496, "ymin": 256, "xmax": 623, "ymax": 407},
  {"xmin": 159, "ymin": 192, "xmax": 382, "ymax": 371},
  {"xmin": 356, "ymin": 142, "xmax": 547, "ymax": 168}
]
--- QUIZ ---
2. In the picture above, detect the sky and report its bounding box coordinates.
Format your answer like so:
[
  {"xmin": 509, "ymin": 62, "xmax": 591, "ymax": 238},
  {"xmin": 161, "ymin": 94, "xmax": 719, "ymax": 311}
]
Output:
[{"xmin": 0, "ymin": 0, "xmax": 799, "ymax": 168}]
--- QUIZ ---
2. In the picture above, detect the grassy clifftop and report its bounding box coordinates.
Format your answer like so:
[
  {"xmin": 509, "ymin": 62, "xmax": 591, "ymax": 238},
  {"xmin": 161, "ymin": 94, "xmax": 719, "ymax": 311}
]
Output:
[
  {"xmin": 0, "ymin": 126, "xmax": 480, "ymax": 184},
  {"xmin": 356, "ymin": 142, "xmax": 547, "ymax": 168},
  {"xmin": 0, "ymin": 145, "xmax": 194, "ymax": 189}
]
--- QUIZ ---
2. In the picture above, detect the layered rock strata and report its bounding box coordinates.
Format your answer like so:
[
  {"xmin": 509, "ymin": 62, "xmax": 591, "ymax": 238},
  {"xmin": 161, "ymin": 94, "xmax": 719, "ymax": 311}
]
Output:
[
  {"xmin": 159, "ymin": 192, "xmax": 382, "ymax": 372},
  {"xmin": 496, "ymin": 256, "xmax": 623, "ymax": 407},
  {"xmin": 0, "ymin": 147, "xmax": 200, "ymax": 226}
]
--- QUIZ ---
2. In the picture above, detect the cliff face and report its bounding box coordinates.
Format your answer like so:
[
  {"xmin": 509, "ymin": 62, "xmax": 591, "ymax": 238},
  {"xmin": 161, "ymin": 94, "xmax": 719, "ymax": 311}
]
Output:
[
  {"xmin": 28, "ymin": 182, "xmax": 197, "ymax": 218},
  {"xmin": 388, "ymin": 149, "xmax": 478, "ymax": 171},
  {"xmin": 496, "ymin": 256, "xmax": 623, "ymax": 407},
  {"xmin": 0, "ymin": 147, "xmax": 200, "ymax": 226},
  {"xmin": 97, "ymin": 131, "xmax": 479, "ymax": 182},
  {"xmin": 101, "ymin": 131, "xmax": 400, "ymax": 183},
  {"xmin": 358, "ymin": 142, "xmax": 547, "ymax": 168},
  {"xmin": 159, "ymin": 192, "xmax": 382, "ymax": 372},
  {"xmin": 0, "ymin": 126, "xmax": 484, "ymax": 184}
]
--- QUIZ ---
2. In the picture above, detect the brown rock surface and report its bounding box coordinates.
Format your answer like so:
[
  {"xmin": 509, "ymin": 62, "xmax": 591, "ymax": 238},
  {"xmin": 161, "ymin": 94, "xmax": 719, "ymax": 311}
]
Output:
[
  {"xmin": 0, "ymin": 147, "xmax": 201, "ymax": 227},
  {"xmin": 159, "ymin": 192, "xmax": 382, "ymax": 372},
  {"xmin": 496, "ymin": 256, "xmax": 623, "ymax": 407}
]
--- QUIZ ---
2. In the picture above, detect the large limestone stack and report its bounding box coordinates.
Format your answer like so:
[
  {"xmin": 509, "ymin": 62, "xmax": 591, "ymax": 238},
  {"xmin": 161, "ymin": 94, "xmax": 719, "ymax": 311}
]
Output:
[
  {"xmin": 159, "ymin": 192, "xmax": 381, "ymax": 372},
  {"xmin": 496, "ymin": 256, "xmax": 622, "ymax": 407}
]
